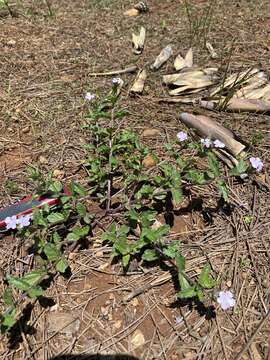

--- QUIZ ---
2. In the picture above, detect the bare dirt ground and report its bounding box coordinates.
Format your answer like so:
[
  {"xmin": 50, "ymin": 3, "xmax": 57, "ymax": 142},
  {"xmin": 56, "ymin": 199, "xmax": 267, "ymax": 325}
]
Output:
[{"xmin": 0, "ymin": 1, "xmax": 270, "ymax": 359}]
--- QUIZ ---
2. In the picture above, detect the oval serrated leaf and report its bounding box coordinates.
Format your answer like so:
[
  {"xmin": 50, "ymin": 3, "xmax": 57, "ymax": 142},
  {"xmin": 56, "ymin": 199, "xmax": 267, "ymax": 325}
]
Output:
[
  {"xmin": 47, "ymin": 212, "xmax": 65, "ymax": 224},
  {"xmin": 44, "ymin": 243, "xmax": 61, "ymax": 262},
  {"xmin": 142, "ymin": 249, "xmax": 158, "ymax": 262},
  {"xmin": 6, "ymin": 275, "xmax": 30, "ymax": 292},
  {"xmin": 56, "ymin": 258, "xmax": 69, "ymax": 273}
]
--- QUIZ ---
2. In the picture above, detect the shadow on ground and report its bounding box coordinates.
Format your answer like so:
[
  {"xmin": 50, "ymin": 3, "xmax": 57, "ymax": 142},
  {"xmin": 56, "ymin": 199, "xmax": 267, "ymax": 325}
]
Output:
[{"xmin": 49, "ymin": 354, "xmax": 140, "ymax": 360}]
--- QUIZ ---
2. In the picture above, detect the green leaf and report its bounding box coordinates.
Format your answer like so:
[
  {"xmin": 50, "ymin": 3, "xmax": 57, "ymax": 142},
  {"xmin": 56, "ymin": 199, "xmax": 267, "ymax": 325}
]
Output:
[
  {"xmin": 186, "ymin": 170, "xmax": 206, "ymax": 185},
  {"xmin": 1, "ymin": 308, "xmax": 16, "ymax": 329},
  {"xmin": 60, "ymin": 194, "xmax": 71, "ymax": 205},
  {"xmin": 229, "ymin": 159, "xmax": 249, "ymax": 176},
  {"xmin": 47, "ymin": 212, "xmax": 65, "ymax": 225},
  {"xmin": 217, "ymin": 180, "xmax": 229, "ymax": 202},
  {"xmin": 122, "ymin": 254, "xmax": 130, "ymax": 268},
  {"xmin": 49, "ymin": 180, "xmax": 63, "ymax": 194},
  {"xmin": 53, "ymin": 231, "xmax": 61, "ymax": 244},
  {"xmin": 175, "ymin": 254, "xmax": 185, "ymax": 272},
  {"xmin": 171, "ymin": 187, "xmax": 183, "ymax": 206},
  {"xmin": 27, "ymin": 286, "xmax": 44, "ymax": 299},
  {"xmin": 142, "ymin": 249, "xmax": 159, "ymax": 262},
  {"xmin": 33, "ymin": 211, "xmax": 48, "ymax": 227},
  {"xmin": 163, "ymin": 242, "xmax": 180, "ymax": 259},
  {"xmin": 69, "ymin": 182, "xmax": 87, "ymax": 197},
  {"xmin": 114, "ymin": 238, "xmax": 129, "ymax": 255},
  {"xmin": 73, "ymin": 226, "xmax": 90, "ymax": 238},
  {"xmin": 76, "ymin": 202, "xmax": 87, "ymax": 217},
  {"xmin": 198, "ymin": 264, "xmax": 216, "ymax": 289},
  {"xmin": 178, "ymin": 272, "xmax": 190, "ymax": 291},
  {"xmin": 207, "ymin": 152, "xmax": 220, "ymax": 178},
  {"xmin": 6, "ymin": 275, "xmax": 30, "ymax": 292},
  {"xmin": 66, "ymin": 232, "xmax": 80, "ymax": 242},
  {"xmin": 3, "ymin": 288, "xmax": 13, "ymax": 306},
  {"xmin": 177, "ymin": 286, "xmax": 197, "ymax": 299},
  {"xmin": 56, "ymin": 258, "xmax": 69, "ymax": 273},
  {"xmin": 66, "ymin": 226, "xmax": 89, "ymax": 242},
  {"xmin": 22, "ymin": 270, "xmax": 47, "ymax": 286},
  {"xmin": 44, "ymin": 243, "xmax": 61, "ymax": 262}
]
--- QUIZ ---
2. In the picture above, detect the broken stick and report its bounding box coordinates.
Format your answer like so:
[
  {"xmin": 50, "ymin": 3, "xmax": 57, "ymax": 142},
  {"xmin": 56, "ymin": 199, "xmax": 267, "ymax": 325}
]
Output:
[
  {"xmin": 88, "ymin": 65, "xmax": 137, "ymax": 76},
  {"xmin": 179, "ymin": 112, "xmax": 245, "ymax": 157}
]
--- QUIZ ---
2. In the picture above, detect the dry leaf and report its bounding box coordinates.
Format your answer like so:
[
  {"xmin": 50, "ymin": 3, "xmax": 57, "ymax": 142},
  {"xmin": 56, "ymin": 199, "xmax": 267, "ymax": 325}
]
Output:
[
  {"xmin": 132, "ymin": 27, "xmax": 146, "ymax": 55},
  {"xmin": 164, "ymin": 68, "xmax": 217, "ymax": 95},
  {"xmin": 130, "ymin": 329, "xmax": 145, "ymax": 349},
  {"xmin": 184, "ymin": 48, "xmax": 193, "ymax": 67},
  {"xmin": 151, "ymin": 45, "xmax": 173, "ymax": 70},
  {"xmin": 174, "ymin": 48, "xmax": 193, "ymax": 71},
  {"xmin": 130, "ymin": 69, "xmax": 147, "ymax": 93},
  {"xmin": 210, "ymin": 68, "xmax": 260, "ymax": 97},
  {"xmin": 206, "ymin": 42, "xmax": 218, "ymax": 59}
]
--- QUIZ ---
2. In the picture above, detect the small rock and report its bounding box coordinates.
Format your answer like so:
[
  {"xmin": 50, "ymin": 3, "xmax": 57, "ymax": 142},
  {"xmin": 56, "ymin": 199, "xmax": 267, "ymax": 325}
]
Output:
[
  {"xmin": 22, "ymin": 126, "xmax": 30, "ymax": 133},
  {"xmin": 53, "ymin": 169, "xmax": 65, "ymax": 179},
  {"xmin": 95, "ymin": 251, "xmax": 104, "ymax": 257},
  {"xmin": 39, "ymin": 155, "xmax": 48, "ymax": 164},
  {"xmin": 98, "ymin": 262, "xmax": 109, "ymax": 271},
  {"xmin": 47, "ymin": 312, "xmax": 80, "ymax": 335},
  {"xmin": 142, "ymin": 128, "xmax": 161, "ymax": 138},
  {"xmin": 131, "ymin": 298, "xmax": 139, "ymax": 307},
  {"xmin": 68, "ymin": 252, "xmax": 76, "ymax": 260},
  {"xmin": 124, "ymin": 8, "xmax": 140, "ymax": 17},
  {"xmin": 7, "ymin": 39, "xmax": 16, "ymax": 46},
  {"xmin": 130, "ymin": 329, "xmax": 145, "ymax": 349},
  {"xmin": 142, "ymin": 154, "xmax": 156, "ymax": 168},
  {"xmin": 151, "ymin": 219, "xmax": 163, "ymax": 230}
]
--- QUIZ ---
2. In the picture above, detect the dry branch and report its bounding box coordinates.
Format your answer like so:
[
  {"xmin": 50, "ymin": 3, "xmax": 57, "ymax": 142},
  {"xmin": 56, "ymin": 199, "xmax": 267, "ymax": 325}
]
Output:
[{"xmin": 179, "ymin": 112, "xmax": 245, "ymax": 156}]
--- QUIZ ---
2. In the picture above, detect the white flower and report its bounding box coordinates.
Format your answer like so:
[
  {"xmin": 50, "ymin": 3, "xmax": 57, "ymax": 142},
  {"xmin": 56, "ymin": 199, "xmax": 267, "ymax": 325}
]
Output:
[
  {"xmin": 217, "ymin": 291, "xmax": 235, "ymax": 310},
  {"xmin": 213, "ymin": 139, "xmax": 225, "ymax": 148},
  {"xmin": 5, "ymin": 215, "xmax": 18, "ymax": 230},
  {"xmin": 201, "ymin": 138, "xmax": 212, "ymax": 148},
  {"xmin": 249, "ymin": 157, "xmax": 263, "ymax": 172},
  {"xmin": 177, "ymin": 131, "xmax": 188, "ymax": 142},
  {"xmin": 85, "ymin": 92, "xmax": 95, "ymax": 101},
  {"xmin": 240, "ymin": 173, "xmax": 248, "ymax": 180},
  {"xmin": 17, "ymin": 215, "xmax": 31, "ymax": 229},
  {"xmin": 112, "ymin": 77, "xmax": 122, "ymax": 85}
]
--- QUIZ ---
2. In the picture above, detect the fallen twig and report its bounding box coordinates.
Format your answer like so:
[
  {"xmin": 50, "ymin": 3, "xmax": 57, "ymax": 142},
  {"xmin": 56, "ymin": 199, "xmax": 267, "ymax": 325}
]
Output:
[{"xmin": 88, "ymin": 65, "xmax": 137, "ymax": 76}]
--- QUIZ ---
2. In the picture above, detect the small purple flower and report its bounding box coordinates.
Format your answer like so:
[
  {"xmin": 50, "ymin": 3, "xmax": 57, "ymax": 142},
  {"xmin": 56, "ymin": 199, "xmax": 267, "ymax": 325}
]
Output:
[
  {"xmin": 112, "ymin": 77, "xmax": 122, "ymax": 85},
  {"xmin": 201, "ymin": 138, "xmax": 212, "ymax": 148},
  {"xmin": 175, "ymin": 316, "xmax": 183, "ymax": 325},
  {"xmin": 217, "ymin": 291, "xmax": 235, "ymax": 310},
  {"xmin": 17, "ymin": 215, "xmax": 32, "ymax": 229},
  {"xmin": 5, "ymin": 215, "xmax": 18, "ymax": 230},
  {"xmin": 85, "ymin": 92, "xmax": 95, "ymax": 101},
  {"xmin": 213, "ymin": 139, "xmax": 225, "ymax": 148},
  {"xmin": 177, "ymin": 131, "xmax": 188, "ymax": 142},
  {"xmin": 249, "ymin": 157, "xmax": 263, "ymax": 172}
]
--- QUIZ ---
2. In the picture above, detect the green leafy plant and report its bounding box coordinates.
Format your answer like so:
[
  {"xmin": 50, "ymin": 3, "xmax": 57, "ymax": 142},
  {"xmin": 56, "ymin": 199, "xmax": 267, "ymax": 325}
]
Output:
[{"xmin": 0, "ymin": 79, "xmax": 254, "ymax": 336}]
